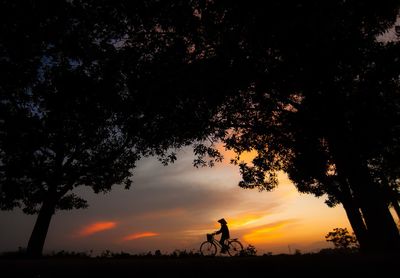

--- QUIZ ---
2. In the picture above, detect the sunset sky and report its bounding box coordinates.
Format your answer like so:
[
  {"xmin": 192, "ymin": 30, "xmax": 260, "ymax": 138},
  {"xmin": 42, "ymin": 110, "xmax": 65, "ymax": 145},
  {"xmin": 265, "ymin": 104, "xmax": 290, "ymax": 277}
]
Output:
[{"xmin": 0, "ymin": 145, "xmax": 356, "ymax": 255}]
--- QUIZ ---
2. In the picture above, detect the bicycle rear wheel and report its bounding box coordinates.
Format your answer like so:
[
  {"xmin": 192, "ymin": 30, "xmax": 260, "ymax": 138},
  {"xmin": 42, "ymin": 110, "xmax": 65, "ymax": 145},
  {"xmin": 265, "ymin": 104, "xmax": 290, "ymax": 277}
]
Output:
[
  {"xmin": 227, "ymin": 240, "xmax": 243, "ymax": 256},
  {"xmin": 200, "ymin": 241, "xmax": 217, "ymax": 256}
]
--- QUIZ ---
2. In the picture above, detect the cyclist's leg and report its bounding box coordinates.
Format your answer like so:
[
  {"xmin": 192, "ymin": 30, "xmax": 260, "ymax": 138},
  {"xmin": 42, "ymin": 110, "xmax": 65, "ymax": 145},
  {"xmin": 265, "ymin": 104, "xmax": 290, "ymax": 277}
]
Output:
[{"xmin": 219, "ymin": 237, "xmax": 227, "ymax": 252}]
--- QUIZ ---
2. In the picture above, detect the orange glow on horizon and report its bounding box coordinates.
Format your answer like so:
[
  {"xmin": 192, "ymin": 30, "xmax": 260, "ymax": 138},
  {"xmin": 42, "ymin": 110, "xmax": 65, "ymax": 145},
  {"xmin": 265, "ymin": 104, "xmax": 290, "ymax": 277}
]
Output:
[
  {"xmin": 122, "ymin": 232, "xmax": 159, "ymax": 241},
  {"xmin": 77, "ymin": 221, "xmax": 117, "ymax": 237}
]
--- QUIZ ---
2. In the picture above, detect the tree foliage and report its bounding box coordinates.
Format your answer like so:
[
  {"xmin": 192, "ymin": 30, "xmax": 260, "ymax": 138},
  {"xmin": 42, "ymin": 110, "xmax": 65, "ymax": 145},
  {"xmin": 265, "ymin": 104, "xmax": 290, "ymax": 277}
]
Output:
[
  {"xmin": 0, "ymin": 0, "xmax": 225, "ymax": 256},
  {"xmin": 325, "ymin": 228, "xmax": 359, "ymax": 250},
  {"xmin": 193, "ymin": 0, "xmax": 400, "ymax": 252},
  {"xmin": 1, "ymin": 0, "xmax": 400, "ymax": 256}
]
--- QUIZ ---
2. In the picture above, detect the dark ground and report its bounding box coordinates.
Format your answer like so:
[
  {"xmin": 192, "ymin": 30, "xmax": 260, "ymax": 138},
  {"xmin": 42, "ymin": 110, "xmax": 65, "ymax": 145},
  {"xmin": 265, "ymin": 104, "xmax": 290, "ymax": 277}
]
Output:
[{"xmin": 0, "ymin": 253, "xmax": 398, "ymax": 278}]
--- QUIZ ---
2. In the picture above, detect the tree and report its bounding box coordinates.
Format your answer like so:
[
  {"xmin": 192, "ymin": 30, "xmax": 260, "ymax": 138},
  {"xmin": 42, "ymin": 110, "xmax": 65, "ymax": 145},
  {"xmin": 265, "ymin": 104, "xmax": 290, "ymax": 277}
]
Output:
[
  {"xmin": 2, "ymin": 0, "xmax": 400, "ymax": 256},
  {"xmin": 325, "ymin": 228, "xmax": 359, "ymax": 250},
  {"xmin": 0, "ymin": 1, "xmax": 143, "ymax": 257},
  {"xmin": 187, "ymin": 0, "xmax": 400, "ymax": 252},
  {"xmin": 0, "ymin": 0, "xmax": 225, "ymax": 257}
]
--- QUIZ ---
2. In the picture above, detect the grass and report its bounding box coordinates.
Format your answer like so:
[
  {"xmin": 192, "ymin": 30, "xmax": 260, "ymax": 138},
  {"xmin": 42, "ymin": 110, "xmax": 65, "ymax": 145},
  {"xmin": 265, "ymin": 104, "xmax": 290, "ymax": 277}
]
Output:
[{"xmin": 0, "ymin": 249, "xmax": 396, "ymax": 278}]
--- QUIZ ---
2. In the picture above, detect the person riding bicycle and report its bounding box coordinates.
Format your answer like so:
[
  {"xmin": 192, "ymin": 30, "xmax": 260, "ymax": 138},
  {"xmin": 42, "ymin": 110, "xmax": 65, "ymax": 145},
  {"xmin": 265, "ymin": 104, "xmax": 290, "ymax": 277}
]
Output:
[{"xmin": 213, "ymin": 218, "xmax": 230, "ymax": 253}]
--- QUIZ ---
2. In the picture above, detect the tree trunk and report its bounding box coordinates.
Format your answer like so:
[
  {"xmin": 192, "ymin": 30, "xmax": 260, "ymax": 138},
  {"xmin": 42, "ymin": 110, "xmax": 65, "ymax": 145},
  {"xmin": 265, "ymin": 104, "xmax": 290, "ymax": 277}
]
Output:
[
  {"xmin": 382, "ymin": 182, "xmax": 400, "ymax": 225},
  {"xmin": 26, "ymin": 197, "xmax": 57, "ymax": 258},
  {"xmin": 391, "ymin": 198, "xmax": 400, "ymax": 222},
  {"xmin": 341, "ymin": 201, "xmax": 369, "ymax": 248},
  {"xmin": 347, "ymin": 165, "xmax": 400, "ymax": 253},
  {"xmin": 331, "ymin": 139, "xmax": 400, "ymax": 253},
  {"xmin": 339, "ymin": 183, "xmax": 370, "ymax": 252}
]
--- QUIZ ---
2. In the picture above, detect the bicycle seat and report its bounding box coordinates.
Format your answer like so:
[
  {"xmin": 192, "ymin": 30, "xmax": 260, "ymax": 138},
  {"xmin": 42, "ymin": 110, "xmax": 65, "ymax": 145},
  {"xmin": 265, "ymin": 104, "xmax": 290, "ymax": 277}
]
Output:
[{"xmin": 230, "ymin": 238, "xmax": 238, "ymax": 241}]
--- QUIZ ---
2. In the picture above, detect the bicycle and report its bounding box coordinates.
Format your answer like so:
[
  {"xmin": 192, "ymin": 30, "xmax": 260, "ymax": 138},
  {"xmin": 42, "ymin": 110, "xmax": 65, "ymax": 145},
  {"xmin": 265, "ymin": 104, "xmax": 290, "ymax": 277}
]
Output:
[{"xmin": 199, "ymin": 233, "xmax": 243, "ymax": 256}]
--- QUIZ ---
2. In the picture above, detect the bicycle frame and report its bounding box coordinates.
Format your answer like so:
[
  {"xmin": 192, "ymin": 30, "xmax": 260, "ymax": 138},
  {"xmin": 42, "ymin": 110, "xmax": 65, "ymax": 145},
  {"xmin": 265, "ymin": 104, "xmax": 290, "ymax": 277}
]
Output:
[
  {"xmin": 213, "ymin": 240, "xmax": 223, "ymax": 248},
  {"xmin": 207, "ymin": 233, "xmax": 226, "ymax": 246}
]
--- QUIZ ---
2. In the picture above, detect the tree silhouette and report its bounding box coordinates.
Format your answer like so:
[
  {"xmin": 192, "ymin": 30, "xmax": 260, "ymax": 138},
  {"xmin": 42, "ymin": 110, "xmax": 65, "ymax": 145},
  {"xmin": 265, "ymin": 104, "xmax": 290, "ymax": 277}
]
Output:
[
  {"xmin": 0, "ymin": 0, "xmax": 224, "ymax": 257},
  {"xmin": 1, "ymin": 0, "xmax": 400, "ymax": 256},
  {"xmin": 189, "ymin": 0, "xmax": 400, "ymax": 252},
  {"xmin": 0, "ymin": 1, "xmax": 145, "ymax": 257},
  {"xmin": 325, "ymin": 228, "xmax": 359, "ymax": 250}
]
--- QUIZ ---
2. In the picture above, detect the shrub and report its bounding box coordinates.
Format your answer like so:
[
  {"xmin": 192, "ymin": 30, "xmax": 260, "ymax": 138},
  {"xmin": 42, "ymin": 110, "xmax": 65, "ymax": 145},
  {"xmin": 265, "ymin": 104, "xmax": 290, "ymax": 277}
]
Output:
[
  {"xmin": 170, "ymin": 249, "xmax": 201, "ymax": 258},
  {"xmin": 240, "ymin": 245, "xmax": 257, "ymax": 256},
  {"xmin": 325, "ymin": 228, "xmax": 359, "ymax": 250},
  {"xmin": 48, "ymin": 250, "xmax": 92, "ymax": 258}
]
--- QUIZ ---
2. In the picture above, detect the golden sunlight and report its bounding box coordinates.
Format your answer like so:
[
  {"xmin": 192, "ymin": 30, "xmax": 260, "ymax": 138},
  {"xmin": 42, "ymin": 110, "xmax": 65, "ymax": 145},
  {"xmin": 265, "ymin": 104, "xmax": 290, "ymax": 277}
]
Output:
[
  {"xmin": 217, "ymin": 143, "xmax": 257, "ymax": 165},
  {"xmin": 242, "ymin": 220, "xmax": 296, "ymax": 244},
  {"xmin": 228, "ymin": 213, "xmax": 268, "ymax": 229}
]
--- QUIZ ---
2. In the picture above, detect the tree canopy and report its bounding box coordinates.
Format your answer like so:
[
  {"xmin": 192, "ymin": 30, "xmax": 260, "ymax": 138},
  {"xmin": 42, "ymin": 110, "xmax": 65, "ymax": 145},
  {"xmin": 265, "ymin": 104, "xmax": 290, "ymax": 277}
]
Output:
[
  {"xmin": 197, "ymin": 0, "xmax": 400, "ymax": 252},
  {"xmin": 1, "ymin": 0, "xmax": 399, "ymax": 256},
  {"xmin": 0, "ymin": 0, "xmax": 225, "ymax": 256}
]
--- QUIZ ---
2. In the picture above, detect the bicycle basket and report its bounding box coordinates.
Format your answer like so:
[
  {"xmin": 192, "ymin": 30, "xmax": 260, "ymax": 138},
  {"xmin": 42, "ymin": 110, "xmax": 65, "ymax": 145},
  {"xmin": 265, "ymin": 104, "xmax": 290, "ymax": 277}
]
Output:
[{"xmin": 206, "ymin": 234, "xmax": 213, "ymax": 242}]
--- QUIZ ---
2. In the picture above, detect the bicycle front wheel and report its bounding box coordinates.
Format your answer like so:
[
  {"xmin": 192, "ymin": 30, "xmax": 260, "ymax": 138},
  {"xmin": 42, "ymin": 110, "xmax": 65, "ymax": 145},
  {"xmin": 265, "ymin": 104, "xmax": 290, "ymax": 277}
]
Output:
[
  {"xmin": 227, "ymin": 240, "xmax": 243, "ymax": 256},
  {"xmin": 200, "ymin": 241, "xmax": 217, "ymax": 256}
]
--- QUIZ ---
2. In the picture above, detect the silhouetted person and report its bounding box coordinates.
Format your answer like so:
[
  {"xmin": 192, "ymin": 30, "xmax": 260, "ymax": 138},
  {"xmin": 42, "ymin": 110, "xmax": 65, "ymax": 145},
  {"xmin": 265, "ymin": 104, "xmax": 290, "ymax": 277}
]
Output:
[{"xmin": 214, "ymin": 218, "xmax": 230, "ymax": 253}]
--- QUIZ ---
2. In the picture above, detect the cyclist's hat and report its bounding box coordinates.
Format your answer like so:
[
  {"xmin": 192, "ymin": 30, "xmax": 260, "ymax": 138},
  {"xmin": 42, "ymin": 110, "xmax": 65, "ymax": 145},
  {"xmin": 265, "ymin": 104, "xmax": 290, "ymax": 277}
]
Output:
[{"xmin": 218, "ymin": 218, "xmax": 227, "ymax": 224}]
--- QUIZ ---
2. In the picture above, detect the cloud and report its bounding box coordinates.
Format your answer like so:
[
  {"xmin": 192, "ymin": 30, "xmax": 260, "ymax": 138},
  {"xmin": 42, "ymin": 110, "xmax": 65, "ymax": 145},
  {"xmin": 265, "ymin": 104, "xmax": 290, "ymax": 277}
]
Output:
[
  {"xmin": 136, "ymin": 208, "xmax": 187, "ymax": 220},
  {"xmin": 228, "ymin": 212, "xmax": 270, "ymax": 229},
  {"xmin": 47, "ymin": 151, "xmax": 299, "ymax": 252},
  {"xmin": 77, "ymin": 221, "xmax": 117, "ymax": 237},
  {"xmin": 240, "ymin": 219, "xmax": 298, "ymax": 244},
  {"xmin": 122, "ymin": 232, "xmax": 159, "ymax": 241}
]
